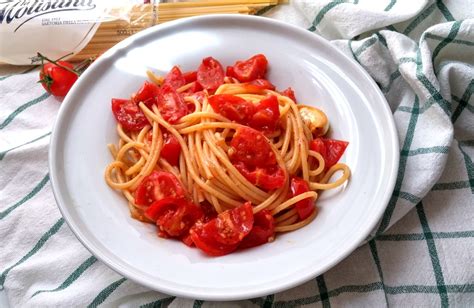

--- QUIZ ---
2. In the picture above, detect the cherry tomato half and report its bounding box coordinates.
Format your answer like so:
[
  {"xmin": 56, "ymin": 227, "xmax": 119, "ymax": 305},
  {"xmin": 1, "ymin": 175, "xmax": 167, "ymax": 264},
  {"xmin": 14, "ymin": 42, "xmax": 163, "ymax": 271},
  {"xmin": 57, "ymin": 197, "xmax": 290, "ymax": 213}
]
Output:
[
  {"xmin": 290, "ymin": 177, "xmax": 315, "ymax": 220},
  {"xmin": 249, "ymin": 95, "xmax": 280, "ymax": 132},
  {"xmin": 163, "ymin": 66, "xmax": 186, "ymax": 90},
  {"xmin": 310, "ymin": 138, "xmax": 349, "ymax": 170},
  {"xmin": 156, "ymin": 84, "xmax": 188, "ymax": 124},
  {"xmin": 239, "ymin": 210, "xmax": 275, "ymax": 249},
  {"xmin": 39, "ymin": 61, "xmax": 78, "ymax": 97},
  {"xmin": 190, "ymin": 202, "xmax": 254, "ymax": 256},
  {"xmin": 227, "ymin": 54, "xmax": 268, "ymax": 82},
  {"xmin": 197, "ymin": 57, "xmax": 225, "ymax": 92},
  {"xmin": 111, "ymin": 98, "xmax": 149, "ymax": 131},
  {"xmin": 208, "ymin": 94, "xmax": 256, "ymax": 124},
  {"xmin": 161, "ymin": 131, "xmax": 181, "ymax": 166},
  {"xmin": 135, "ymin": 171, "xmax": 185, "ymax": 207}
]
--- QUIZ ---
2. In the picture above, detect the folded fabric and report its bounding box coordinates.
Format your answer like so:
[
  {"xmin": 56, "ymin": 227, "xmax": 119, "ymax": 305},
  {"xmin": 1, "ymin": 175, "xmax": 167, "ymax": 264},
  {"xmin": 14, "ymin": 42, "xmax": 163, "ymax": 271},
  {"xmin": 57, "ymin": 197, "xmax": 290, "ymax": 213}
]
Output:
[{"xmin": 1, "ymin": 0, "xmax": 473, "ymax": 306}]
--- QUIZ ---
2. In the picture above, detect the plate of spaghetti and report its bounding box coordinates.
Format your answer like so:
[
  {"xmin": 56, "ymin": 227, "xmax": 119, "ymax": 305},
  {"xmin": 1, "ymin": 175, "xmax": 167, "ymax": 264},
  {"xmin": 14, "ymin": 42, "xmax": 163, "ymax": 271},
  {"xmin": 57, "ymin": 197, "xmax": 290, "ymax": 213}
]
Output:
[{"xmin": 50, "ymin": 15, "xmax": 399, "ymax": 300}]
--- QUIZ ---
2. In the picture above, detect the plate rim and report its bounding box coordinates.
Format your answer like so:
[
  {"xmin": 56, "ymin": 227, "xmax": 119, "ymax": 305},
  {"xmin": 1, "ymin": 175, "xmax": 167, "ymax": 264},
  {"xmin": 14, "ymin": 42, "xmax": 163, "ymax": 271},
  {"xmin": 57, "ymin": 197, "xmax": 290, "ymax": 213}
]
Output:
[{"xmin": 49, "ymin": 14, "xmax": 399, "ymax": 301}]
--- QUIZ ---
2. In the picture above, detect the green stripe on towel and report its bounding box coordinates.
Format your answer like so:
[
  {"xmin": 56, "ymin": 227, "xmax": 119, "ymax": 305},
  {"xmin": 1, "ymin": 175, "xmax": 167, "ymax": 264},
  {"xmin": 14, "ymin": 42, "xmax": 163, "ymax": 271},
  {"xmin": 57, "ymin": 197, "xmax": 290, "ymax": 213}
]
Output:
[
  {"xmin": 0, "ymin": 93, "xmax": 50, "ymax": 130},
  {"xmin": 0, "ymin": 218, "xmax": 65, "ymax": 289},
  {"xmin": 31, "ymin": 256, "xmax": 98, "ymax": 297},
  {"xmin": 0, "ymin": 174, "xmax": 50, "ymax": 220}
]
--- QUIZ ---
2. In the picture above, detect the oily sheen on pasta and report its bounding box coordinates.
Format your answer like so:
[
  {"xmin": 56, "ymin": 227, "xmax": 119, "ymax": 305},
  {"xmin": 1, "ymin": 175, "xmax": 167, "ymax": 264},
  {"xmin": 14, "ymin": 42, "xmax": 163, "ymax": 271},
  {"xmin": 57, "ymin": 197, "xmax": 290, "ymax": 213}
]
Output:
[{"xmin": 105, "ymin": 54, "xmax": 350, "ymax": 256}]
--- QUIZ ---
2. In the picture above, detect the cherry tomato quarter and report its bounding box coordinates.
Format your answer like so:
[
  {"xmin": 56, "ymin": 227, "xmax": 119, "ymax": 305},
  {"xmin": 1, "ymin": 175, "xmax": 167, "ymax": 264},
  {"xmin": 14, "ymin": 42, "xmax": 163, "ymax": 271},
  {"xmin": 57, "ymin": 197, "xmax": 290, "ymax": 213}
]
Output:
[
  {"xmin": 163, "ymin": 66, "xmax": 186, "ymax": 90},
  {"xmin": 249, "ymin": 95, "xmax": 280, "ymax": 132},
  {"xmin": 156, "ymin": 84, "xmax": 188, "ymax": 123},
  {"xmin": 234, "ymin": 163, "xmax": 286, "ymax": 191},
  {"xmin": 310, "ymin": 138, "xmax": 349, "ymax": 170},
  {"xmin": 132, "ymin": 81, "xmax": 160, "ymax": 106},
  {"xmin": 281, "ymin": 87, "xmax": 297, "ymax": 103},
  {"xmin": 239, "ymin": 210, "xmax": 275, "ymax": 249},
  {"xmin": 229, "ymin": 127, "xmax": 276, "ymax": 168},
  {"xmin": 208, "ymin": 94, "xmax": 256, "ymax": 124},
  {"xmin": 161, "ymin": 131, "xmax": 181, "ymax": 166},
  {"xmin": 196, "ymin": 57, "xmax": 225, "ymax": 92},
  {"xmin": 228, "ymin": 54, "xmax": 268, "ymax": 82},
  {"xmin": 182, "ymin": 71, "xmax": 197, "ymax": 83},
  {"xmin": 111, "ymin": 98, "xmax": 149, "ymax": 131},
  {"xmin": 135, "ymin": 171, "xmax": 185, "ymax": 207},
  {"xmin": 145, "ymin": 198, "xmax": 203, "ymax": 238},
  {"xmin": 190, "ymin": 202, "xmax": 254, "ymax": 256},
  {"xmin": 290, "ymin": 177, "xmax": 315, "ymax": 220}
]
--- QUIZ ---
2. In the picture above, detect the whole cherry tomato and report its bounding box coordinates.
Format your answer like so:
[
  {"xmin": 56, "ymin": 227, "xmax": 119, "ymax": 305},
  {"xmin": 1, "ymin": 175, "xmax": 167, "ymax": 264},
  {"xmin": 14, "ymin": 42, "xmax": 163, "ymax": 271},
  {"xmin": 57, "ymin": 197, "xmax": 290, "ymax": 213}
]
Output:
[{"xmin": 39, "ymin": 61, "xmax": 78, "ymax": 97}]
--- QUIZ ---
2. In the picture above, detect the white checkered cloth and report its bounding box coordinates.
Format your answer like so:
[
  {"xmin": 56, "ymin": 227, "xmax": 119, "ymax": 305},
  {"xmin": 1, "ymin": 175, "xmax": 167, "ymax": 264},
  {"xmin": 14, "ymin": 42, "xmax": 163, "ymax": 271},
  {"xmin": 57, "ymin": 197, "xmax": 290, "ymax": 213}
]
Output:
[{"xmin": 1, "ymin": 0, "xmax": 473, "ymax": 306}]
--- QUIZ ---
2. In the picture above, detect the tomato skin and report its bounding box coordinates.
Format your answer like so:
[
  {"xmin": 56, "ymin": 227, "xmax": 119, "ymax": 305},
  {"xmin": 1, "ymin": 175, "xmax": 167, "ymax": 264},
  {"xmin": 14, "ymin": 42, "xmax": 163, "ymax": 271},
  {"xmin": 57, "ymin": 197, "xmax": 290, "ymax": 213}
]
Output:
[
  {"xmin": 228, "ymin": 54, "xmax": 268, "ymax": 82},
  {"xmin": 322, "ymin": 139, "xmax": 349, "ymax": 167},
  {"xmin": 249, "ymin": 79, "xmax": 275, "ymax": 91},
  {"xmin": 135, "ymin": 171, "xmax": 185, "ymax": 207},
  {"xmin": 214, "ymin": 202, "xmax": 254, "ymax": 245},
  {"xmin": 163, "ymin": 66, "xmax": 186, "ymax": 90},
  {"xmin": 310, "ymin": 138, "xmax": 349, "ymax": 169},
  {"xmin": 145, "ymin": 197, "xmax": 203, "ymax": 237},
  {"xmin": 161, "ymin": 131, "xmax": 181, "ymax": 166},
  {"xmin": 181, "ymin": 233, "xmax": 195, "ymax": 247},
  {"xmin": 249, "ymin": 95, "xmax": 280, "ymax": 132},
  {"xmin": 309, "ymin": 138, "xmax": 326, "ymax": 159},
  {"xmin": 290, "ymin": 177, "xmax": 315, "ymax": 220},
  {"xmin": 160, "ymin": 201, "xmax": 202, "ymax": 237},
  {"xmin": 132, "ymin": 81, "xmax": 160, "ymax": 106},
  {"xmin": 197, "ymin": 57, "xmax": 225, "ymax": 91},
  {"xmin": 208, "ymin": 94, "xmax": 256, "ymax": 124},
  {"xmin": 229, "ymin": 127, "xmax": 285, "ymax": 190},
  {"xmin": 281, "ymin": 87, "xmax": 297, "ymax": 103},
  {"xmin": 254, "ymin": 165, "xmax": 285, "ymax": 190},
  {"xmin": 226, "ymin": 66, "xmax": 235, "ymax": 78},
  {"xmin": 190, "ymin": 223, "xmax": 239, "ymax": 256},
  {"xmin": 181, "ymin": 82, "xmax": 202, "ymax": 96},
  {"xmin": 111, "ymin": 98, "xmax": 149, "ymax": 131},
  {"xmin": 229, "ymin": 127, "xmax": 276, "ymax": 168},
  {"xmin": 156, "ymin": 84, "xmax": 188, "ymax": 123},
  {"xmin": 237, "ymin": 79, "xmax": 276, "ymax": 94},
  {"xmin": 234, "ymin": 162, "xmax": 286, "ymax": 191},
  {"xmin": 200, "ymin": 201, "xmax": 218, "ymax": 222},
  {"xmin": 190, "ymin": 202, "xmax": 254, "ymax": 256},
  {"xmin": 186, "ymin": 101, "xmax": 196, "ymax": 113},
  {"xmin": 39, "ymin": 61, "xmax": 78, "ymax": 97},
  {"xmin": 239, "ymin": 210, "xmax": 275, "ymax": 249},
  {"xmin": 144, "ymin": 197, "xmax": 179, "ymax": 221},
  {"xmin": 183, "ymin": 71, "xmax": 197, "ymax": 83}
]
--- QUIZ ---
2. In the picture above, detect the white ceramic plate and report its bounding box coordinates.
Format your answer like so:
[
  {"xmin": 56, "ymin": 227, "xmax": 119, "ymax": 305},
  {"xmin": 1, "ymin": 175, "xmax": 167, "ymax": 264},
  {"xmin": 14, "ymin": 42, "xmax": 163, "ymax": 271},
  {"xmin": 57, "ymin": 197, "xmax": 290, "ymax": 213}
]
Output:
[{"xmin": 49, "ymin": 15, "xmax": 399, "ymax": 300}]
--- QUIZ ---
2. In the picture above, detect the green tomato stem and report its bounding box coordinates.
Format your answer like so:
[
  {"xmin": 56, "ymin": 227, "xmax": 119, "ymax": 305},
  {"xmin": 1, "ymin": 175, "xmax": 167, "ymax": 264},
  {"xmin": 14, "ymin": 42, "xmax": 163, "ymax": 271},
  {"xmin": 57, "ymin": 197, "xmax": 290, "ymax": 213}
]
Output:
[{"xmin": 37, "ymin": 52, "xmax": 79, "ymax": 76}]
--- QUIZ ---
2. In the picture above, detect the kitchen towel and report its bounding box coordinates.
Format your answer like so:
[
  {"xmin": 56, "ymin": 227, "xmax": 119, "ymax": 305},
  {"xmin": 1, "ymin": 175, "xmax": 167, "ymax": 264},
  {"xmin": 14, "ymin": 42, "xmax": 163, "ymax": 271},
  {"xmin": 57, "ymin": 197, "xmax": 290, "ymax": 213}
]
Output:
[{"xmin": 1, "ymin": 0, "xmax": 473, "ymax": 306}]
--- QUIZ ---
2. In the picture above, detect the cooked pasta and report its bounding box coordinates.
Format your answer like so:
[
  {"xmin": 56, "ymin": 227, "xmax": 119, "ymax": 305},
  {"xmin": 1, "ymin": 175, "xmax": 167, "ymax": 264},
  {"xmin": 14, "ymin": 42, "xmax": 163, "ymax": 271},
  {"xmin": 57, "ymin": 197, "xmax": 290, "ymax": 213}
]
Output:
[{"xmin": 105, "ymin": 54, "xmax": 350, "ymax": 256}]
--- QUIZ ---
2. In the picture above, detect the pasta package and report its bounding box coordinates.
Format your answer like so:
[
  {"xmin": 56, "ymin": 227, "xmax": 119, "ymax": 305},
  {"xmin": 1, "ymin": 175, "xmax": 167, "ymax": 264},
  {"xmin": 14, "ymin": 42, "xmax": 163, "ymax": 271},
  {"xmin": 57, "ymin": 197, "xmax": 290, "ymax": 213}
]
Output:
[{"xmin": 0, "ymin": 0, "xmax": 285, "ymax": 65}]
